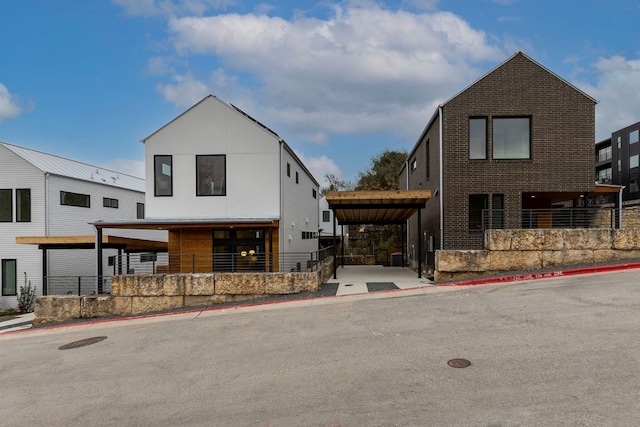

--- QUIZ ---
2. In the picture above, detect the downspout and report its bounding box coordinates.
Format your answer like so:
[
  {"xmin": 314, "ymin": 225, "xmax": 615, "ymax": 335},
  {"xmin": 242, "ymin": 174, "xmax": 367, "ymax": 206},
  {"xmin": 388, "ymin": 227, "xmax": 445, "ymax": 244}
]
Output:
[
  {"xmin": 279, "ymin": 140, "xmax": 284, "ymax": 263},
  {"xmin": 618, "ymin": 185, "xmax": 625, "ymax": 229},
  {"xmin": 438, "ymin": 106, "xmax": 444, "ymax": 250},
  {"xmin": 405, "ymin": 159, "xmax": 410, "ymax": 264},
  {"xmin": 44, "ymin": 172, "xmax": 50, "ymax": 236}
]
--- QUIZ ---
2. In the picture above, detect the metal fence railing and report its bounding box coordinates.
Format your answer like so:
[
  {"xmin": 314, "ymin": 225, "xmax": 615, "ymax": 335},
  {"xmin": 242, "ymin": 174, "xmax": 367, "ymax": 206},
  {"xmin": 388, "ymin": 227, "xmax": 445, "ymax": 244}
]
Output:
[
  {"xmin": 482, "ymin": 208, "xmax": 620, "ymax": 230},
  {"xmin": 44, "ymin": 248, "xmax": 334, "ymax": 296},
  {"xmin": 44, "ymin": 276, "xmax": 112, "ymax": 296}
]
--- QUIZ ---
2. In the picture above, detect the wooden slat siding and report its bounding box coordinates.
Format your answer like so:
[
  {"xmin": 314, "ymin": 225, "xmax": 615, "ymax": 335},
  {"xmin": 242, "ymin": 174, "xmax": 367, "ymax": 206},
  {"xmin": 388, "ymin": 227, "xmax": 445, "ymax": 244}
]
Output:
[
  {"xmin": 176, "ymin": 228, "xmax": 212, "ymax": 273},
  {"xmin": 168, "ymin": 230, "xmax": 182, "ymax": 273}
]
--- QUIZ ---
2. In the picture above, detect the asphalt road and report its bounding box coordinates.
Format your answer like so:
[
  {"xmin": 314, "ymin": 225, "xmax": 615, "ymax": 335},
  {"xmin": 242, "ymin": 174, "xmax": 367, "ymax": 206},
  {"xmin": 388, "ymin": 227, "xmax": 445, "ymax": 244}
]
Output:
[{"xmin": 1, "ymin": 269, "xmax": 640, "ymax": 426}]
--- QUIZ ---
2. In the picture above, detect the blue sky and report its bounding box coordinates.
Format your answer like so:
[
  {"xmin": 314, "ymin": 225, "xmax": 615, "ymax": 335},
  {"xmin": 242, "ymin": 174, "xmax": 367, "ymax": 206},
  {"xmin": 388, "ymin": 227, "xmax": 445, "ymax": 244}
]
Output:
[{"xmin": 1, "ymin": 0, "xmax": 639, "ymax": 186}]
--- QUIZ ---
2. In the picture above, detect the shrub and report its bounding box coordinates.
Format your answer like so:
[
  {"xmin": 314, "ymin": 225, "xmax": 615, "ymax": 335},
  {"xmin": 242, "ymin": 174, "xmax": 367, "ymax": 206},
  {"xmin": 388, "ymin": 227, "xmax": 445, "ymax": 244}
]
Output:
[{"xmin": 17, "ymin": 273, "xmax": 36, "ymax": 314}]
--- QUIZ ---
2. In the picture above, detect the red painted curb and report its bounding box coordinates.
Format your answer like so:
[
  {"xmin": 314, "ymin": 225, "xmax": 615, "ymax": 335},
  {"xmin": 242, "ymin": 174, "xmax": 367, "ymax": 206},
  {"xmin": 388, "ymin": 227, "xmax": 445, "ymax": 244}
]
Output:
[{"xmin": 437, "ymin": 261, "xmax": 640, "ymax": 287}]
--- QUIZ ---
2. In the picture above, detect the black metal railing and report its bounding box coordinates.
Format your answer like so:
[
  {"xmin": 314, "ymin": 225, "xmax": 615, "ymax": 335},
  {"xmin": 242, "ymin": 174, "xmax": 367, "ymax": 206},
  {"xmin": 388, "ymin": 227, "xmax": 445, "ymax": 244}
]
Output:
[
  {"xmin": 482, "ymin": 208, "xmax": 619, "ymax": 230},
  {"xmin": 44, "ymin": 276, "xmax": 112, "ymax": 296}
]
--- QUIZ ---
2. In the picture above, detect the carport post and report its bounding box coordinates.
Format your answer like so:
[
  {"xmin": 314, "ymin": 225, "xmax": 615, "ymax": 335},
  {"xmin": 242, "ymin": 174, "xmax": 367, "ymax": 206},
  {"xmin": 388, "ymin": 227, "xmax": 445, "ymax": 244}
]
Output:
[
  {"xmin": 417, "ymin": 208, "xmax": 422, "ymax": 278},
  {"xmin": 333, "ymin": 212, "xmax": 337, "ymax": 279},
  {"xmin": 341, "ymin": 224, "xmax": 345, "ymax": 268},
  {"xmin": 42, "ymin": 247, "xmax": 48, "ymax": 296}
]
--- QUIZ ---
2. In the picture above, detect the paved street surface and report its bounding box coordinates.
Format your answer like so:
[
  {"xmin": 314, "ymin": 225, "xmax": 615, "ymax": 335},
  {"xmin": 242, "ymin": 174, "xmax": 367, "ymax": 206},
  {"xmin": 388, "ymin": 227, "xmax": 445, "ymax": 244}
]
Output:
[{"xmin": 1, "ymin": 269, "xmax": 640, "ymax": 426}]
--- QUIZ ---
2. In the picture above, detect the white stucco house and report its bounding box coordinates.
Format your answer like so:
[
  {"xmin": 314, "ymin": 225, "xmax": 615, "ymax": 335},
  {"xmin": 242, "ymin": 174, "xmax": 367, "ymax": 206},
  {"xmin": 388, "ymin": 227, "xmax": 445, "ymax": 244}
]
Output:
[
  {"xmin": 0, "ymin": 142, "xmax": 157, "ymax": 309},
  {"xmin": 96, "ymin": 95, "xmax": 321, "ymax": 273}
]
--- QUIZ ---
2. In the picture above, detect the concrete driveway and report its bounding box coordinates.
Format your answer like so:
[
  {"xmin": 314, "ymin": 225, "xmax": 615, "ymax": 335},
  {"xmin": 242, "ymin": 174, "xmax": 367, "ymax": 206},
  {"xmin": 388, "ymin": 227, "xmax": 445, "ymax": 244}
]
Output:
[{"xmin": 1, "ymin": 269, "xmax": 639, "ymax": 426}]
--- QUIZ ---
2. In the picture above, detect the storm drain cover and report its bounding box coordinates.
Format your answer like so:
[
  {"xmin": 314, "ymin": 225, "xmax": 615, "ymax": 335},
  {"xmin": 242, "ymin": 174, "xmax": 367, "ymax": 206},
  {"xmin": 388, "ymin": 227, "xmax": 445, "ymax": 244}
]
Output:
[
  {"xmin": 58, "ymin": 336, "xmax": 107, "ymax": 350},
  {"xmin": 447, "ymin": 358, "xmax": 471, "ymax": 368}
]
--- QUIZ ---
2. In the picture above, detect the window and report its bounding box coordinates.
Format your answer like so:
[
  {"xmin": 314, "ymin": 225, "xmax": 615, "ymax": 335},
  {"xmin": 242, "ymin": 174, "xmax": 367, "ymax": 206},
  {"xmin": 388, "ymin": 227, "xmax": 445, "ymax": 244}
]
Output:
[
  {"xmin": 0, "ymin": 189, "xmax": 12, "ymax": 222},
  {"xmin": 296, "ymin": 171, "xmax": 299, "ymax": 184},
  {"xmin": 630, "ymin": 180, "xmax": 640, "ymax": 193},
  {"xmin": 322, "ymin": 210, "xmax": 331, "ymax": 222},
  {"xmin": 103, "ymin": 197, "xmax": 119, "ymax": 208},
  {"xmin": 492, "ymin": 194, "xmax": 504, "ymax": 229},
  {"xmin": 493, "ymin": 117, "xmax": 530, "ymax": 159},
  {"xmin": 302, "ymin": 231, "xmax": 318, "ymax": 240},
  {"xmin": 597, "ymin": 168, "xmax": 612, "ymax": 184},
  {"xmin": 425, "ymin": 139, "xmax": 430, "ymax": 179},
  {"xmin": 140, "ymin": 253, "xmax": 157, "ymax": 263},
  {"xmin": 137, "ymin": 202, "xmax": 145, "ymax": 219},
  {"xmin": 60, "ymin": 191, "xmax": 90, "ymax": 208},
  {"xmin": 16, "ymin": 189, "xmax": 30, "ymax": 222},
  {"xmin": 2, "ymin": 259, "xmax": 16, "ymax": 296},
  {"xmin": 154, "ymin": 155, "xmax": 173, "ymax": 197},
  {"xmin": 598, "ymin": 146, "xmax": 612, "ymax": 162},
  {"xmin": 469, "ymin": 194, "xmax": 488, "ymax": 231},
  {"xmin": 196, "ymin": 155, "xmax": 226, "ymax": 196},
  {"xmin": 631, "ymin": 155, "xmax": 639, "ymax": 169},
  {"xmin": 312, "ymin": 189, "xmax": 317, "ymax": 199},
  {"xmin": 411, "ymin": 158, "xmax": 417, "ymax": 172},
  {"xmin": 287, "ymin": 163, "xmax": 291, "ymax": 177},
  {"xmin": 469, "ymin": 117, "xmax": 487, "ymax": 159},
  {"xmin": 631, "ymin": 130, "xmax": 639, "ymax": 144}
]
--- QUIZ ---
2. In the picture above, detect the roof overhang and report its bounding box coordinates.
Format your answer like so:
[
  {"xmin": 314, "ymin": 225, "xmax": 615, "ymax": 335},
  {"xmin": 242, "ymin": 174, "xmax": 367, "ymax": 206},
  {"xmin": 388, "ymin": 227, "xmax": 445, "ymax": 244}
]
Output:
[
  {"xmin": 16, "ymin": 235, "xmax": 168, "ymax": 252},
  {"xmin": 90, "ymin": 218, "xmax": 279, "ymax": 230},
  {"xmin": 325, "ymin": 190, "xmax": 431, "ymax": 225}
]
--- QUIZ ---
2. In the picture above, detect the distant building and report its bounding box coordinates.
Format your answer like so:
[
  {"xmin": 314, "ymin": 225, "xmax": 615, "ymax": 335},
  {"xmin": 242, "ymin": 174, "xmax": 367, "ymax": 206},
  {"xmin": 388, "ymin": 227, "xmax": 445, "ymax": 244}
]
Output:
[
  {"xmin": 0, "ymin": 142, "xmax": 148, "ymax": 309},
  {"xmin": 595, "ymin": 121, "xmax": 640, "ymax": 207},
  {"xmin": 400, "ymin": 52, "xmax": 598, "ymax": 260}
]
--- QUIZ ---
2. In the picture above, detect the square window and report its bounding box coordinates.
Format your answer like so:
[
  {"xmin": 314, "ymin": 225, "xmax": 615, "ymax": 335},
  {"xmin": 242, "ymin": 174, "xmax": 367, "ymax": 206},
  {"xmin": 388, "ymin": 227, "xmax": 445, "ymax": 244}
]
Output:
[
  {"xmin": 0, "ymin": 189, "xmax": 12, "ymax": 222},
  {"xmin": 631, "ymin": 154, "xmax": 639, "ymax": 169},
  {"xmin": 630, "ymin": 129, "xmax": 639, "ymax": 144},
  {"xmin": 196, "ymin": 155, "xmax": 226, "ymax": 196},
  {"xmin": 154, "ymin": 155, "xmax": 173, "ymax": 197},
  {"xmin": 322, "ymin": 210, "xmax": 330, "ymax": 222},
  {"xmin": 469, "ymin": 117, "xmax": 487, "ymax": 159},
  {"xmin": 493, "ymin": 117, "xmax": 530, "ymax": 159},
  {"xmin": 16, "ymin": 189, "xmax": 30, "ymax": 222}
]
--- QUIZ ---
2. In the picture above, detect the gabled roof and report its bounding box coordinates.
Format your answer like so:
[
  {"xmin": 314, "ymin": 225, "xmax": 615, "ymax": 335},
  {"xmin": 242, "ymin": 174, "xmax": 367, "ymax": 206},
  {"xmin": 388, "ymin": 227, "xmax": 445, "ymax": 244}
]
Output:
[
  {"xmin": 444, "ymin": 51, "xmax": 597, "ymax": 105},
  {"xmin": 0, "ymin": 142, "xmax": 144, "ymax": 192}
]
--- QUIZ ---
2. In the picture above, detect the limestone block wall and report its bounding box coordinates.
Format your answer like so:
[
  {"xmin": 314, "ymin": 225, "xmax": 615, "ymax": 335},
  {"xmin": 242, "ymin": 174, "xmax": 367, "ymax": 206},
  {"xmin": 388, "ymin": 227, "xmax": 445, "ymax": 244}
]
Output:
[
  {"xmin": 436, "ymin": 228, "xmax": 640, "ymax": 281},
  {"xmin": 35, "ymin": 257, "xmax": 335, "ymax": 325}
]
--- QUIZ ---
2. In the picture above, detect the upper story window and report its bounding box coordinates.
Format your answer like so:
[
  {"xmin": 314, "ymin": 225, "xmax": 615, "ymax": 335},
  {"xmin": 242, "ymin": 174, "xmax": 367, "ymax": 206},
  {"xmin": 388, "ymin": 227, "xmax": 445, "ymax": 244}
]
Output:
[
  {"xmin": 154, "ymin": 155, "xmax": 173, "ymax": 197},
  {"xmin": 196, "ymin": 155, "xmax": 226, "ymax": 196},
  {"xmin": 493, "ymin": 117, "xmax": 530, "ymax": 159},
  {"xmin": 0, "ymin": 189, "xmax": 12, "ymax": 222},
  {"xmin": 597, "ymin": 168, "xmax": 612, "ymax": 184},
  {"xmin": 60, "ymin": 191, "xmax": 90, "ymax": 208},
  {"xmin": 598, "ymin": 145, "xmax": 612, "ymax": 162},
  {"xmin": 410, "ymin": 158, "xmax": 417, "ymax": 172},
  {"xmin": 322, "ymin": 210, "xmax": 330, "ymax": 222},
  {"xmin": 425, "ymin": 139, "xmax": 430, "ymax": 179},
  {"xmin": 296, "ymin": 171, "xmax": 299, "ymax": 184},
  {"xmin": 631, "ymin": 154, "xmax": 639, "ymax": 169},
  {"xmin": 469, "ymin": 117, "xmax": 487, "ymax": 160},
  {"xmin": 16, "ymin": 189, "xmax": 31, "ymax": 222},
  {"xmin": 312, "ymin": 189, "xmax": 317, "ymax": 199},
  {"xmin": 630, "ymin": 130, "xmax": 639, "ymax": 145},
  {"xmin": 137, "ymin": 202, "xmax": 145, "ymax": 219},
  {"xmin": 287, "ymin": 163, "xmax": 291, "ymax": 177},
  {"xmin": 103, "ymin": 197, "xmax": 119, "ymax": 208}
]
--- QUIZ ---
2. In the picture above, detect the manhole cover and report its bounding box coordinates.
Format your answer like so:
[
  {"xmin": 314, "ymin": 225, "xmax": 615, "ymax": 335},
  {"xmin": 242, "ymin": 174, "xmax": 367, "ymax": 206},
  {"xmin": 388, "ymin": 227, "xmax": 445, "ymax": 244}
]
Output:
[
  {"xmin": 58, "ymin": 336, "xmax": 107, "ymax": 350},
  {"xmin": 447, "ymin": 358, "xmax": 471, "ymax": 368}
]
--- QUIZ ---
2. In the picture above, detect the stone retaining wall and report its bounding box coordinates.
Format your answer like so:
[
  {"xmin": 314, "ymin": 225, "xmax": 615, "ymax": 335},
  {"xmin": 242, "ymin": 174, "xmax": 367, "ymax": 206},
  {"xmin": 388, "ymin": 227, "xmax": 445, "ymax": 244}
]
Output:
[
  {"xmin": 35, "ymin": 258, "xmax": 334, "ymax": 325},
  {"xmin": 435, "ymin": 229, "xmax": 640, "ymax": 281}
]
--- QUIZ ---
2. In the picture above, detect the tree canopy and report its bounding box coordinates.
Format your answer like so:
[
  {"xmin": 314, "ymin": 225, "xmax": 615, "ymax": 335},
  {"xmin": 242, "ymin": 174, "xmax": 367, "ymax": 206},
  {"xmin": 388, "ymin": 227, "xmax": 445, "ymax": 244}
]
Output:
[{"xmin": 355, "ymin": 149, "xmax": 408, "ymax": 191}]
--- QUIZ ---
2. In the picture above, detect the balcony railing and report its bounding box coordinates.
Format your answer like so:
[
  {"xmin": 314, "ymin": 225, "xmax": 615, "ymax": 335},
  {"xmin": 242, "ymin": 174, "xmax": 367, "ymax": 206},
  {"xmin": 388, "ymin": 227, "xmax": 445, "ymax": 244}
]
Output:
[{"xmin": 482, "ymin": 208, "xmax": 620, "ymax": 230}]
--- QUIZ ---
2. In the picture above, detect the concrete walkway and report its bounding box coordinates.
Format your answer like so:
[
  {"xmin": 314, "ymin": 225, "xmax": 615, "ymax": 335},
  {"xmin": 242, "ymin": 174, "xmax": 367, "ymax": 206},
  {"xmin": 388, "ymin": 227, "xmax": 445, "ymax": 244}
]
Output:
[
  {"xmin": 326, "ymin": 265, "xmax": 433, "ymax": 295},
  {"xmin": 0, "ymin": 312, "xmax": 35, "ymax": 333}
]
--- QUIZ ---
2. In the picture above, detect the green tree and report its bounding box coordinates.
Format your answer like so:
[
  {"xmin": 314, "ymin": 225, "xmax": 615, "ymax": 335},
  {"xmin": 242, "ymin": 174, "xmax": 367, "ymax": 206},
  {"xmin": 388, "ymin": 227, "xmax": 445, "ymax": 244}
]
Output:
[
  {"xmin": 355, "ymin": 149, "xmax": 407, "ymax": 190},
  {"xmin": 320, "ymin": 173, "xmax": 353, "ymax": 196}
]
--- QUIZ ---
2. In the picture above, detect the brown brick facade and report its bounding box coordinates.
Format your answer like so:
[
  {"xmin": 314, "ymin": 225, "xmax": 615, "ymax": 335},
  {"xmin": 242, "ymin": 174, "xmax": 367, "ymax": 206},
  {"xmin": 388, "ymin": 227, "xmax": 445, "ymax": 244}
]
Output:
[{"xmin": 401, "ymin": 52, "xmax": 596, "ymax": 253}]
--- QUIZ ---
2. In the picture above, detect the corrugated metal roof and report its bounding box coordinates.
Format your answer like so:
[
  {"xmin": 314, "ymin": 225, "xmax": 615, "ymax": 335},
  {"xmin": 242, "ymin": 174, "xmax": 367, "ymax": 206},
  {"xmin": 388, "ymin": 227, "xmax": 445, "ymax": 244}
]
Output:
[{"xmin": 1, "ymin": 142, "xmax": 144, "ymax": 192}]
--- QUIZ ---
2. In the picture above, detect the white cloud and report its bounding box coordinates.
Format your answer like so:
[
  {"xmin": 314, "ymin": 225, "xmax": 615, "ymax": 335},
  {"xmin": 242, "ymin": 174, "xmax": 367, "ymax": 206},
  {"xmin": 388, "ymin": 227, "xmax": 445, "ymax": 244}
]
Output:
[
  {"xmin": 101, "ymin": 158, "xmax": 146, "ymax": 178},
  {"xmin": 294, "ymin": 151, "xmax": 343, "ymax": 186},
  {"xmin": 0, "ymin": 83, "xmax": 22, "ymax": 123},
  {"xmin": 576, "ymin": 55, "xmax": 640, "ymax": 140},
  {"xmin": 164, "ymin": 4, "xmax": 504, "ymax": 140},
  {"xmin": 156, "ymin": 72, "xmax": 210, "ymax": 106}
]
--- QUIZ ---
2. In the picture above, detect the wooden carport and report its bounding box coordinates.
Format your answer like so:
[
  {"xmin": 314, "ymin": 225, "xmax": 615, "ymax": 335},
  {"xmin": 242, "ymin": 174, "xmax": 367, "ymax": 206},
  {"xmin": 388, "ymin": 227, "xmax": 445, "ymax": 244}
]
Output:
[{"xmin": 324, "ymin": 190, "xmax": 432, "ymax": 279}]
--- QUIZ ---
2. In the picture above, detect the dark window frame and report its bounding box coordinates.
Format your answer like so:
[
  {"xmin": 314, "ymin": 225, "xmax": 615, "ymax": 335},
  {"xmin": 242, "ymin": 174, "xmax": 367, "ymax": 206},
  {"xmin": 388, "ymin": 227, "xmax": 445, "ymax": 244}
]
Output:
[
  {"xmin": 196, "ymin": 154, "xmax": 226, "ymax": 196},
  {"xmin": 469, "ymin": 194, "xmax": 488, "ymax": 232},
  {"xmin": 16, "ymin": 188, "xmax": 31, "ymax": 222},
  {"xmin": 312, "ymin": 189, "xmax": 317, "ymax": 199},
  {"xmin": 425, "ymin": 139, "xmax": 430, "ymax": 180},
  {"xmin": 492, "ymin": 116, "xmax": 532, "ymax": 160},
  {"xmin": 103, "ymin": 197, "xmax": 119, "ymax": 209},
  {"xmin": 0, "ymin": 189, "xmax": 12, "ymax": 222},
  {"xmin": 1, "ymin": 259, "xmax": 17, "ymax": 296},
  {"xmin": 287, "ymin": 163, "xmax": 291, "ymax": 177},
  {"xmin": 322, "ymin": 210, "xmax": 331, "ymax": 222},
  {"xmin": 154, "ymin": 155, "xmax": 173, "ymax": 197},
  {"xmin": 60, "ymin": 191, "xmax": 91, "ymax": 208},
  {"xmin": 137, "ymin": 202, "xmax": 145, "ymax": 219},
  {"xmin": 469, "ymin": 117, "xmax": 488, "ymax": 160}
]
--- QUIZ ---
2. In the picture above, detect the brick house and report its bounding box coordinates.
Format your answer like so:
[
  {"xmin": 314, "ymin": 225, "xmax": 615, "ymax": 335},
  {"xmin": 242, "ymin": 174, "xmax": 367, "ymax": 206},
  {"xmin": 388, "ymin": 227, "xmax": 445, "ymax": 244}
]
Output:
[{"xmin": 399, "ymin": 52, "xmax": 598, "ymax": 260}]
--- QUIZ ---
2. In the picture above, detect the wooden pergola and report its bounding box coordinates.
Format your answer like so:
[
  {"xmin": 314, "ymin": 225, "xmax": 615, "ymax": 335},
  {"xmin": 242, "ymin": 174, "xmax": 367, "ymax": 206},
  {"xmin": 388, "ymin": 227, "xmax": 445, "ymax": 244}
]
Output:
[{"xmin": 324, "ymin": 190, "xmax": 432, "ymax": 278}]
